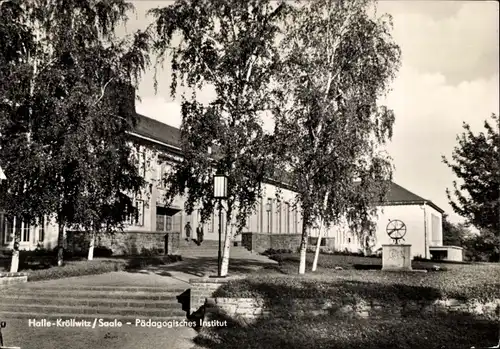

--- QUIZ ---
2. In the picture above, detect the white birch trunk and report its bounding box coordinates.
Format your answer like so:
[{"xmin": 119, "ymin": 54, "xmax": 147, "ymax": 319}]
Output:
[
  {"xmin": 10, "ymin": 250, "xmax": 19, "ymax": 273},
  {"xmin": 312, "ymin": 192, "xmax": 329, "ymax": 272},
  {"xmin": 311, "ymin": 222, "xmax": 324, "ymax": 272},
  {"xmin": 87, "ymin": 231, "xmax": 95, "ymax": 261},
  {"xmin": 298, "ymin": 222, "xmax": 308, "ymax": 274},
  {"xmin": 220, "ymin": 223, "xmax": 232, "ymax": 277}
]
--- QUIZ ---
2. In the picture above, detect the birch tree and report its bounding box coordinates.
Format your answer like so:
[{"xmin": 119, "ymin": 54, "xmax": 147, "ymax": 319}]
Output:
[
  {"xmin": 149, "ymin": 0, "xmax": 289, "ymax": 276},
  {"xmin": 272, "ymin": 0, "xmax": 401, "ymax": 274},
  {"xmin": 0, "ymin": 0, "xmax": 149, "ymax": 267}
]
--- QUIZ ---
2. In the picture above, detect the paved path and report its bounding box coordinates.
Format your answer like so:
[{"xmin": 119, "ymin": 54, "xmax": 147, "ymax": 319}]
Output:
[{"xmin": 0, "ymin": 318, "xmax": 196, "ymax": 349}]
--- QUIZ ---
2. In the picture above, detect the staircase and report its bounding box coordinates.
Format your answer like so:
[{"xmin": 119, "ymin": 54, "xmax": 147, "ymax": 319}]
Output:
[
  {"xmin": 0, "ymin": 284, "xmax": 189, "ymax": 322},
  {"xmin": 178, "ymin": 239, "xmax": 256, "ymax": 259}
]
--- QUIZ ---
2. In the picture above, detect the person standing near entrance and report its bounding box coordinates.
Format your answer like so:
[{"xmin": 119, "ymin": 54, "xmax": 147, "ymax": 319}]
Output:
[
  {"xmin": 185, "ymin": 222, "xmax": 192, "ymax": 242},
  {"xmin": 196, "ymin": 225, "xmax": 204, "ymax": 245}
]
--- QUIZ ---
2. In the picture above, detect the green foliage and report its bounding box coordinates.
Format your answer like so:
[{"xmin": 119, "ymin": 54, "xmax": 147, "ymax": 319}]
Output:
[
  {"xmin": 463, "ymin": 229, "xmax": 500, "ymax": 262},
  {"xmin": 149, "ymin": 0, "xmax": 290, "ymax": 232},
  {"xmin": 442, "ymin": 213, "xmax": 471, "ymax": 247},
  {"xmin": 0, "ymin": 1, "xmax": 150, "ymax": 262},
  {"xmin": 442, "ymin": 114, "xmax": 500, "ymax": 232},
  {"xmin": 215, "ymin": 259, "xmax": 500, "ymax": 302},
  {"xmin": 194, "ymin": 314, "xmax": 498, "ymax": 349},
  {"xmin": 27, "ymin": 259, "xmax": 125, "ymax": 282},
  {"xmin": 271, "ymin": 0, "xmax": 401, "ymax": 244}
]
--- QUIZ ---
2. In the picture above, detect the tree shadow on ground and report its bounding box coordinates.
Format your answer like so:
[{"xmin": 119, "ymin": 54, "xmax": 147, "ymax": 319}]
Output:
[
  {"xmin": 125, "ymin": 257, "xmax": 276, "ymax": 278},
  {"xmin": 191, "ymin": 277, "xmax": 500, "ymax": 349},
  {"xmin": 191, "ymin": 310, "xmax": 499, "ymax": 349}
]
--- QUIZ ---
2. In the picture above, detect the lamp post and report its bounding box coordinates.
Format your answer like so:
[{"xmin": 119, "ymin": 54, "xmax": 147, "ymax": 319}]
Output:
[{"xmin": 213, "ymin": 172, "xmax": 227, "ymax": 277}]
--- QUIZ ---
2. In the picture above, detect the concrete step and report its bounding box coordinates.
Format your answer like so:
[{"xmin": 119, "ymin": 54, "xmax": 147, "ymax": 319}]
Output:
[
  {"xmin": 13, "ymin": 284, "xmax": 188, "ymax": 292},
  {"xmin": 0, "ymin": 296, "xmax": 181, "ymax": 309},
  {"xmin": 6, "ymin": 289, "xmax": 186, "ymax": 301},
  {"xmin": 0, "ymin": 311, "xmax": 188, "ymax": 323},
  {"xmin": 0, "ymin": 304, "xmax": 187, "ymax": 317}
]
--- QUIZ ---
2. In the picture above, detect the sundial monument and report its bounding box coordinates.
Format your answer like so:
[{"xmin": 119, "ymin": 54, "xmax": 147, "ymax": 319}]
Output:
[{"xmin": 382, "ymin": 219, "xmax": 412, "ymax": 271}]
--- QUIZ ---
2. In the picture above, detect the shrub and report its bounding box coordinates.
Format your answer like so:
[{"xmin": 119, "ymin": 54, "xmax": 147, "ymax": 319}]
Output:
[
  {"xmin": 125, "ymin": 254, "xmax": 182, "ymax": 270},
  {"xmin": 262, "ymin": 248, "xmax": 293, "ymax": 256},
  {"xmin": 140, "ymin": 247, "xmax": 165, "ymax": 256},
  {"xmin": 27, "ymin": 259, "xmax": 126, "ymax": 282},
  {"xmin": 93, "ymin": 246, "xmax": 113, "ymax": 258}
]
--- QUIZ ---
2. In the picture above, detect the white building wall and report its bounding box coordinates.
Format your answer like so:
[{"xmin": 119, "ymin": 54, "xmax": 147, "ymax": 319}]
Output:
[{"xmin": 321, "ymin": 204, "xmax": 442, "ymax": 258}]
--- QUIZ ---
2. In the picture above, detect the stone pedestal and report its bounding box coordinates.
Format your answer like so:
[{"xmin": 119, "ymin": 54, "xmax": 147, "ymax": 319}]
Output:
[{"xmin": 382, "ymin": 244, "xmax": 412, "ymax": 271}]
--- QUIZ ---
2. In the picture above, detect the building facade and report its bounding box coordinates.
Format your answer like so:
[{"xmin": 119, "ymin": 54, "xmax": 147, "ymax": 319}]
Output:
[{"xmin": 0, "ymin": 114, "xmax": 459, "ymax": 260}]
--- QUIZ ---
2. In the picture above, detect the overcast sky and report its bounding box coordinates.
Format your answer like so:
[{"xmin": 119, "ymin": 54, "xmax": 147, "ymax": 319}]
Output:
[{"xmin": 121, "ymin": 1, "xmax": 499, "ymax": 224}]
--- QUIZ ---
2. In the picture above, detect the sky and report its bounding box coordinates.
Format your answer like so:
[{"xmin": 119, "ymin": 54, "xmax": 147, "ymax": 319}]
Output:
[{"xmin": 119, "ymin": 1, "xmax": 499, "ymax": 224}]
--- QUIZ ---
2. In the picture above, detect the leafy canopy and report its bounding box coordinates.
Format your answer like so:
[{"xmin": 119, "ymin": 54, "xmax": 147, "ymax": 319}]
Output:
[
  {"xmin": 271, "ymin": 0, "xmax": 401, "ymax": 236},
  {"xmin": 442, "ymin": 114, "xmax": 500, "ymax": 232},
  {"xmin": 149, "ymin": 0, "xmax": 290, "ymax": 231}
]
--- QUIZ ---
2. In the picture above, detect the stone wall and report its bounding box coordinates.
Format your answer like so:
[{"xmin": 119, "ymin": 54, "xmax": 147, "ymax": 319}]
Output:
[
  {"xmin": 190, "ymin": 277, "xmax": 233, "ymax": 314},
  {"xmin": 241, "ymin": 233, "xmax": 337, "ymax": 253},
  {"xmin": 0, "ymin": 272, "xmax": 28, "ymax": 287},
  {"xmin": 242, "ymin": 233, "xmax": 303, "ymax": 253},
  {"xmin": 204, "ymin": 297, "xmax": 500, "ymax": 325},
  {"xmin": 67, "ymin": 231, "xmax": 180, "ymax": 256}
]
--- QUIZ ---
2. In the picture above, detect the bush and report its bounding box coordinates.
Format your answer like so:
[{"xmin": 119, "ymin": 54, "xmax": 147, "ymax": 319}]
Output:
[
  {"xmin": 93, "ymin": 246, "xmax": 113, "ymax": 258},
  {"xmin": 140, "ymin": 247, "xmax": 165, "ymax": 256},
  {"xmin": 126, "ymin": 254, "xmax": 182, "ymax": 270},
  {"xmin": 261, "ymin": 248, "xmax": 293, "ymax": 256},
  {"xmin": 27, "ymin": 259, "xmax": 126, "ymax": 281}
]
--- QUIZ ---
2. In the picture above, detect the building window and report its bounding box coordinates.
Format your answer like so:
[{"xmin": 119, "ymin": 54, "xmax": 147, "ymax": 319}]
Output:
[
  {"xmin": 135, "ymin": 200, "xmax": 144, "ymax": 226},
  {"xmin": 138, "ymin": 149, "xmax": 146, "ymax": 178},
  {"xmin": 277, "ymin": 202, "xmax": 282, "ymax": 234},
  {"xmin": 0, "ymin": 213, "xmax": 4, "ymax": 244},
  {"xmin": 156, "ymin": 214, "xmax": 165, "ymax": 231},
  {"xmin": 285, "ymin": 203, "xmax": 290, "ymax": 234},
  {"xmin": 348, "ymin": 237, "xmax": 351, "ymax": 244},
  {"xmin": 4, "ymin": 216, "xmax": 13, "ymax": 244},
  {"xmin": 128, "ymin": 199, "xmax": 144, "ymax": 226},
  {"xmin": 39, "ymin": 217, "xmax": 45, "ymax": 242},
  {"xmin": 166, "ymin": 216, "xmax": 173, "ymax": 231},
  {"xmin": 294, "ymin": 209, "xmax": 298, "ymax": 234}
]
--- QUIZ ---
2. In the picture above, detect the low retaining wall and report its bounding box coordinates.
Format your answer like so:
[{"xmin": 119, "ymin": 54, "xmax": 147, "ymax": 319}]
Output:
[
  {"xmin": 0, "ymin": 272, "xmax": 28, "ymax": 287},
  {"xmin": 241, "ymin": 233, "xmax": 336, "ymax": 253},
  {"xmin": 67, "ymin": 231, "xmax": 180, "ymax": 256},
  {"xmin": 190, "ymin": 277, "xmax": 245, "ymax": 315},
  {"xmin": 204, "ymin": 297, "xmax": 500, "ymax": 325}
]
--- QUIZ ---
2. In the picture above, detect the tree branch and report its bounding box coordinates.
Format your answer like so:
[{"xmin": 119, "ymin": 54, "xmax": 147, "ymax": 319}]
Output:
[{"xmin": 93, "ymin": 78, "xmax": 114, "ymax": 106}]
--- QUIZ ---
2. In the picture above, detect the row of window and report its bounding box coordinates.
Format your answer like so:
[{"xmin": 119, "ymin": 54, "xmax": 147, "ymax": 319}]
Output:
[
  {"xmin": 0, "ymin": 213, "xmax": 45, "ymax": 244},
  {"xmin": 257, "ymin": 199, "xmax": 299, "ymax": 234}
]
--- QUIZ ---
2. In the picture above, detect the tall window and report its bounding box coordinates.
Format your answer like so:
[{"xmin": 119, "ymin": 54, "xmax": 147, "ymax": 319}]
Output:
[
  {"xmin": 156, "ymin": 215, "xmax": 165, "ymax": 231},
  {"xmin": 4, "ymin": 216, "xmax": 13, "ymax": 244},
  {"xmin": 294, "ymin": 209, "xmax": 298, "ymax": 234},
  {"xmin": 135, "ymin": 200, "xmax": 144, "ymax": 226},
  {"xmin": 0, "ymin": 213, "xmax": 4, "ymax": 245},
  {"xmin": 165, "ymin": 216, "xmax": 173, "ymax": 231},
  {"xmin": 38, "ymin": 217, "xmax": 45, "ymax": 242},
  {"xmin": 129, "ymin": 199, "xmax": 144, "ymax": 226},
  {"xmin": 285, "ymin": 203, "xmax": 290, "ymax": 234},
  {"xmin": 19, "ymin": 220, "xmax": 31, "ymax": 242},
  {"xmin": 277, "ymin": 202, "xmax": 282, "ymax": 234}
]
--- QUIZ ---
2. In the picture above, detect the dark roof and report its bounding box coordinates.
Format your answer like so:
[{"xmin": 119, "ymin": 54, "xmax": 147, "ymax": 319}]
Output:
[
  {"xmin": 382, "ymin": 182, "xmax": 444, "ymax": 213},
  {"xmin": 133, "ymin": 113, "xmax": 181, "ymax": 149},
  {"xmin": 132, "ymin": 115, "xmax": 444, "ymax": 213}
]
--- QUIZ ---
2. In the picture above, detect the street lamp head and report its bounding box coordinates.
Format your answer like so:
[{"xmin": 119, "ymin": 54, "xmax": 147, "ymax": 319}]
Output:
[{"xmin": 213, "ymin": 172, "xmax": 228, "ymax": 199}]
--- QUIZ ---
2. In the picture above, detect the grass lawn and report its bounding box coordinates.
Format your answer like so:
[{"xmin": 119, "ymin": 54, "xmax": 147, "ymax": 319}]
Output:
[
  {"xmin": 0, "ymin": 254, "xmax": 182, "ymax": 281},
  {"xmin": 193, "ymin": 312, "xmax": 499, "ymax": 349},
  {"xmin": 0, "ymin": 318, "xmax": 196, "ymax": 349},
  {"xmin": 221, "ymin": 252, "xmax": 500, "ymax": 302},
  {"xmin": 194, "ymin": 253, "xmax": 500, "ymax": 349}
]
